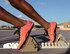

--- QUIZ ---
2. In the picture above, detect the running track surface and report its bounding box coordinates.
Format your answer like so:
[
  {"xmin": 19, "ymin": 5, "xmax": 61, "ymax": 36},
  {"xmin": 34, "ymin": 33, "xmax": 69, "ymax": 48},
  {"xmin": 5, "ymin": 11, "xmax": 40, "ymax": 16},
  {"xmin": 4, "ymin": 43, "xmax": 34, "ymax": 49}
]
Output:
[{"xmin": 0, "ymin": 29, "xmax": 70, "ymax": 54}]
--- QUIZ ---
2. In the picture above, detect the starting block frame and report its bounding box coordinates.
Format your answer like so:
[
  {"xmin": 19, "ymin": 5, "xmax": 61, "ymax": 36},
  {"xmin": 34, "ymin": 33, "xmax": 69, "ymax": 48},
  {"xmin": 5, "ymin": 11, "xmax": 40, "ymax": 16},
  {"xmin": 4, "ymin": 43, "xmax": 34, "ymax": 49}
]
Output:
[
  {"xmin": 40, "ymin": 34, "xmax": 70, "ymax": 49},
  {"xmin": 41, "ymin": 42, "xmax": 70, "ymax": 49}
]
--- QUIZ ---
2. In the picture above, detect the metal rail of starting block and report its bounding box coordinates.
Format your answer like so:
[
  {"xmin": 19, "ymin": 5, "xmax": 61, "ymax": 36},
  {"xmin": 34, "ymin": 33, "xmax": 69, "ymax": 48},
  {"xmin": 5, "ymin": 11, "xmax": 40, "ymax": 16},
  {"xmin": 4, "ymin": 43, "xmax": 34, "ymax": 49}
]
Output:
[{"xmin": 41, "ymin": 42, "xmax": 70, "ymax": 49}]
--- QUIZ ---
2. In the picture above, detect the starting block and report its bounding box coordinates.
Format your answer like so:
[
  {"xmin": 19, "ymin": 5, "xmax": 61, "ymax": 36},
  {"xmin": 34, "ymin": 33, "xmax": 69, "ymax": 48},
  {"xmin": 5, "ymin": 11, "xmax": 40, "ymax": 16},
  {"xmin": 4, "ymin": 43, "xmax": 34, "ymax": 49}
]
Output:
[
  {"xmin": 41, "ymin": 34, "xmax": 70, "ymax": 49},
  {"xmin": 2, "ymin": 36, "xmax": 39, "ymax": 52},
  {"xmin": 20, "ymin": 36, "xmax": 39, "ymax": 52}
]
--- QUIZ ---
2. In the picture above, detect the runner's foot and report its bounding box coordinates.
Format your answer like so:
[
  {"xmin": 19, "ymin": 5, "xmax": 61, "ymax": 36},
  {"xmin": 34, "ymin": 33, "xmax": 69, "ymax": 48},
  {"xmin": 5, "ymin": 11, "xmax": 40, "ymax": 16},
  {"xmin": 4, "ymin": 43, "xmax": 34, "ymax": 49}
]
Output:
[
  {"xmin": 17, "ymin": 20, "xmax": 33, "ymax": 49},
  {"xmin": 48, "ymin": 22, "xmax": 56, "ymax": 43}
]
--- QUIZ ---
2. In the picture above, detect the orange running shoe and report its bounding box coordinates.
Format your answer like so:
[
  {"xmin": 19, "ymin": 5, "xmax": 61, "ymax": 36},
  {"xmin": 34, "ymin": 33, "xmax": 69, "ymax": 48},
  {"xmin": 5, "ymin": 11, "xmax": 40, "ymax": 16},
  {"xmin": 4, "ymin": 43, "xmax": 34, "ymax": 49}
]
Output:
[
  {"xmin": 17, "ymin": 20, "xmax": 33, "ymax": 49},
  {"xmin": 48, "ymin": 22, "xmax": 57, "ymax": 43}
]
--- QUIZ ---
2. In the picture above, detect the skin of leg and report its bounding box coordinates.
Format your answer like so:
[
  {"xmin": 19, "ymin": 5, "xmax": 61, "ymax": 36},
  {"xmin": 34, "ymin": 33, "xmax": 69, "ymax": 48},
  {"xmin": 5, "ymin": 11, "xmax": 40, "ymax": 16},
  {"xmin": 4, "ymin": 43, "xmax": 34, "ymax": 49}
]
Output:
[
  {"xmin": 8, "ymin": 0, "xmax": 57, "ymax": 43},
  {"xmin": 0, "ymin": 0, "xmax": 56, "ymax": 49},
  {"xmin": 8, "ymin": 0, "xmax": 50, "ymax": 30},
  {"xmin": 0, "ymin": 6, "xmax": 26, "ymax": 27}
]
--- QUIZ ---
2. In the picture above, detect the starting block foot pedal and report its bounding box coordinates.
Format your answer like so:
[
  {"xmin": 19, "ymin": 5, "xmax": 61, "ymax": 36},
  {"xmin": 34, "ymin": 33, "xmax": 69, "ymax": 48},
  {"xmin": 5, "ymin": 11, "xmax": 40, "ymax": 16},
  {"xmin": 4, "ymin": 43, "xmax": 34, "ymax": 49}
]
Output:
[{"xmin": 20, "ymin": 36, "xmax": 39, "ymax": 52}]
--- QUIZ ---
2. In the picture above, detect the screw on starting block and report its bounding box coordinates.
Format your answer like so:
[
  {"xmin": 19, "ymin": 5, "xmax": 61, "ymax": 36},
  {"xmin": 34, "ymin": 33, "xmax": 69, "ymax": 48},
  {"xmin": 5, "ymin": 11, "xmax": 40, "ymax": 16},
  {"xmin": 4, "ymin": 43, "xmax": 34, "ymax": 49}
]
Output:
[{"xmin": 20, "ymin": 36, "xmax": 39, "ymax": 52}]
